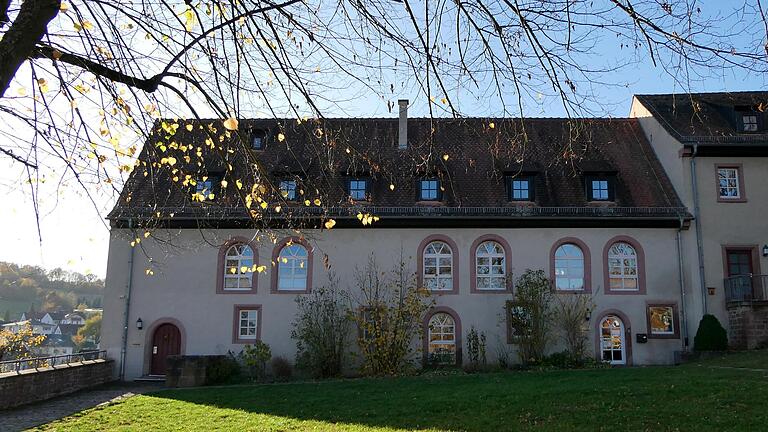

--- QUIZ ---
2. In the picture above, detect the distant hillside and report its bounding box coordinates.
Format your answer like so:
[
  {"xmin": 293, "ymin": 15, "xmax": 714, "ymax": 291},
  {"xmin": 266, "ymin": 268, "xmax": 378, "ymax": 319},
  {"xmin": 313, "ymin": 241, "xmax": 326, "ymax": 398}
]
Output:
[{"xmin": 0, "ymin": 262, "xmax": 104, "ymax": 321}]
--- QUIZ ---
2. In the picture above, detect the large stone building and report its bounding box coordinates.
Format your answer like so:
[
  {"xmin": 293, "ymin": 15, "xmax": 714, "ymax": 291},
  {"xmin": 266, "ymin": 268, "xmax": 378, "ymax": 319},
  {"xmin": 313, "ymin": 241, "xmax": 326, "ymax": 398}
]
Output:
[{"xmin": 103, "ymin": 91, "xmax": 766, "ymax": 380}]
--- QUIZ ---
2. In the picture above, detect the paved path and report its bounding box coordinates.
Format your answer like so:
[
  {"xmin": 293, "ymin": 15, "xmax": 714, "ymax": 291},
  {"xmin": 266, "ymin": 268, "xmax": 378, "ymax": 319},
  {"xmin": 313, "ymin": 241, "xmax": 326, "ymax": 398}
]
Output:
[{"xmin": 0, "ymin": 382, "xmax": 162, "ymax": 432}]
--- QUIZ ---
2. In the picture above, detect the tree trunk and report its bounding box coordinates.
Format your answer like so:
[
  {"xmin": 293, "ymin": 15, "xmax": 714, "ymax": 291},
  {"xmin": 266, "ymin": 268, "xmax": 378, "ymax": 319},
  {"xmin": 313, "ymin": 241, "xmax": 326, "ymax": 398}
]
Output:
[{"xmin": 0, "ymin": 0, "xmax": 60, "ymax": 97}]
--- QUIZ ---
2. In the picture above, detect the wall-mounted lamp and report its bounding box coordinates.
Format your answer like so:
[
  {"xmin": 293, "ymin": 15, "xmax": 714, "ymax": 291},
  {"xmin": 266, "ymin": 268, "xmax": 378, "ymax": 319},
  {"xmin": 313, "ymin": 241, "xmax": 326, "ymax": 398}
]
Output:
[
  {"xmin": 762, "ymin": 245, "xmax": 768, "ymax": 257},
  {"xmin": 136, "ymin": 318, "xmax": 143, "ymax": 330},
  {"xmin": 585, "ymin": 308, "xmax": 592, "ymax": 322}
]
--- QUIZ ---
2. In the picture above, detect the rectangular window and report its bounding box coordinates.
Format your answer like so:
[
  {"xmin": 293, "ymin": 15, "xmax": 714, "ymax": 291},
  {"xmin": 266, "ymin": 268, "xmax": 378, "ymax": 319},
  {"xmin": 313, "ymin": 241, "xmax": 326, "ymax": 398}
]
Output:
[
  {"xmin": 349, "ymin": 178, "xmax": 368, "ymax": 201},
  {"xmin": 585, "ymin": 175, "xmax": 614, "ymax": 201},
  {"xmin": 742, "ymin": 114, "xmax": 759, "ymax": 132},
  {"xmin": 233, "ymin": 305, "xmax": 261, "ymax": 343},
  {"xmin": 646, "ymin": 304, "xmax": 679, "ymax": 339},
  {"xmin": 193, "ymin": 176, "xmax": 219, "ymax": 201},
  {"xmin": 279, "ymin": 180, "xmax": 297, "ymax": 200},
  {"xmin": 419, "ymin": 179, "xmax": 440, "ymax": 201},
  {"xmin": 717, "ymin": 166, "xmax": 743, "ymax": 200},
  {"xmin": 251, "ymin": 129, "xmax": 267, "ymax": 150},
  {"xmin": 508, "ymin": 176, "xmax": 534, "ymax": 201}
]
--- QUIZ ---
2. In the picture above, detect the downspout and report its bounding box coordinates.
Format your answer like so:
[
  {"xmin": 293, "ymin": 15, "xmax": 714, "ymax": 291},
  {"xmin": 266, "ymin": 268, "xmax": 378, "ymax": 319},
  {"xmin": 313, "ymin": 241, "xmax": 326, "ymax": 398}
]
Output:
[
  {"xmin": 690, "ymin": 144, "xmax": 708, "ymax": 315},
  {"xmin": 676, "ymin": 215, "xmax": 689, "ymax": 350},
  {"xmin": 119, "ymin": 218, "xmax": 136, "ymax": 381}
]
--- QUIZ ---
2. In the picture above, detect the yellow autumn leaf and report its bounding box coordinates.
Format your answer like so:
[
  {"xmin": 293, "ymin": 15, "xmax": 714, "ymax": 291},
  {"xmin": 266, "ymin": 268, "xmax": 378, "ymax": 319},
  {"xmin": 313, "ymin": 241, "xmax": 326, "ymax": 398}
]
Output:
[
  {"xmin": 313, "ymin": 198, "xmax": 321, "ymax": 206},
  {"xmin": 442, "ymin": 154, "xmax": 449, "ymax": 161},
  {"xmin": 186, "ymin": 124, "xmax": 193, "ymax": 131},
  {"xmin": 274, "ymin": 205, "xmax": 281, "ymax": 213},
  {"xmin": 60, "ymin": 2, "xmax": 70, "ymax": 12},
  {"xmin": 236, "ymin": 179, "xmax": 243, "ymax": 189},
  {"xmin": 324, "ymin": 219, "xmax": 336, "ymax": 229},
  {"xmin": 389, "ymin": 184, "xmax": 395, "ymax": 191},
  {"xmin": 489, "ymin": 122, "xmax": 496, "ymax": 129},
  {"xmin": 260, "ymin": 201, "xmax": 268, "ymax": 209},
  {"xmin": 221, "ymin": 179, "xmax": 228, "ymax": 188},
  {"xmin": 256, "ymin": 265, "xmax": 267, "ymax": 273},
  {"xmin": 277, "ymin": 133, "xmax": 285, "ymax": 142},
  {"xmin": 223, "ymin": 117, "xmax": 238, "ymax": 130}
]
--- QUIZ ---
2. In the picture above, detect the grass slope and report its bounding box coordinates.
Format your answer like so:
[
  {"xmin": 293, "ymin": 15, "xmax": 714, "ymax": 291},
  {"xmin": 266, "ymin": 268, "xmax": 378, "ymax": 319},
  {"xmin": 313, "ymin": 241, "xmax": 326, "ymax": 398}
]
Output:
[{"xmin": 39, "ymin": 355, "xmax": 768, "ymax": 431}]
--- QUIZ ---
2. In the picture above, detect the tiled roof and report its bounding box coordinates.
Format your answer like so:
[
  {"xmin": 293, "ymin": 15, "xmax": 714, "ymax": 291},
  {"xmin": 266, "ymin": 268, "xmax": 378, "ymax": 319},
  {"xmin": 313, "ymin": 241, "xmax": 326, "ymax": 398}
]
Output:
[
  {"xmin": 109, "ymin": 117, "xmax": 688, "ymax": 225},
  {"xmin": 635, "ymin": 91, "xmax": 768, "ymax": 143}
]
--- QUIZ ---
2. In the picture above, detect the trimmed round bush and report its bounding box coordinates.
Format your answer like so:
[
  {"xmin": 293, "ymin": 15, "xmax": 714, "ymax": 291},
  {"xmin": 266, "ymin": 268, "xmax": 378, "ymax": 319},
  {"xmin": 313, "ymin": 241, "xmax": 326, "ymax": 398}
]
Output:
[{"xmin": 693, "ymin": 314, "xmax": 728, "ymax": 351}]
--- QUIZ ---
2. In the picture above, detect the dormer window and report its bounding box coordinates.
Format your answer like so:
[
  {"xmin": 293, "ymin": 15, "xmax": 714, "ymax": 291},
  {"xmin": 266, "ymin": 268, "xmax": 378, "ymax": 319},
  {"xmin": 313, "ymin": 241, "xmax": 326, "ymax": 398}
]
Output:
[
  {"xmin": 507, "ymin": 175, "xmax": 535, "ymax": 201},
  {"xmin": 735, "ymin": 106, "xmax": 761, "ymax": 133},
  {"xmin": 348, "ymin": 178, "xmax": 369, "ymax": 201},
  {"xmin": 585, "ymin": 175, "xmax": 615, "ymax": 201},
  {"xmin": 419, "ymin": 178, "xmax": 441, "ymax": 201},
  {"xmin": 193, "ymin": 175, "xmax": 220, "ymax": 201},
  {"xmin": 251, "ymin": 129, "xmax": 267, "ymax": 150},
  {"xmin": 742, "ymin": 114, "xmax": 759, "ymax": 132},
  {"xmin": 279, "ymin": 179, "xmax": 297, "ymax": 200}
]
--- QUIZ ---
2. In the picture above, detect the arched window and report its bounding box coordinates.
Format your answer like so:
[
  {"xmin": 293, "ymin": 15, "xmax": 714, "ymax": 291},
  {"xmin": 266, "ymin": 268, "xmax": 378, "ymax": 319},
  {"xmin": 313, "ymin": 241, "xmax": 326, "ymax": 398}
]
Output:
[
  {"xmin": 423, "ymin": 241, "xmax": 453, "ymax": 291},
  {"xmin": 223, "ymin": 244, "xmax": 254, "ymax": 290},
  {"xmin": 427, "ymin": 312, "xmax": 456, "ymax": 365},
  {"xmin": 554, "ymin": 243, "xmax": 585, "ymax": 291},
  {"xmin": 476, "ymin": 241, "xmax": 506, "ymax": 290},
  {"xmin": 607, "ymin": 242, "xmax": 638, "ymax": 291},
  {"xmin": 277, "ymin": 244, "xmax": 308, "ymax": 291}
]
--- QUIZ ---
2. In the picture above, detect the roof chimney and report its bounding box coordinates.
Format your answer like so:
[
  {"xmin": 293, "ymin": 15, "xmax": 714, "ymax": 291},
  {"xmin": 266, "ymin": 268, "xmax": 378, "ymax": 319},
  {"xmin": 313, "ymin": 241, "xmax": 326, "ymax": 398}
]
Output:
[{"xmin": 398, "ymin": 99, "xmax": 408, "ymax": 150}]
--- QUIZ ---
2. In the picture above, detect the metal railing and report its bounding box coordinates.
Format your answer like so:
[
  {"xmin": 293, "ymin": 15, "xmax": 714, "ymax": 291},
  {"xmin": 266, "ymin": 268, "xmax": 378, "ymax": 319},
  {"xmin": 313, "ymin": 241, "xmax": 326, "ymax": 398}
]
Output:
[
  {"xmin": 0, "ymin": 350, "xmax": 106, "ymax": 374},
  {"xmin": 725, "ymin": 275, "xmax": 768, "ymax": 303}
]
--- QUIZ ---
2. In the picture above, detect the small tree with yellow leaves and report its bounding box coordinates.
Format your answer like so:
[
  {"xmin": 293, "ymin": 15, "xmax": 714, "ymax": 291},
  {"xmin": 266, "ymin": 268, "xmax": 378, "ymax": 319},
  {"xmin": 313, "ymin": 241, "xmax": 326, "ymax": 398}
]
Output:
[
  {"xmin": 0, "ymin": 324, "xmax": 45, "ymax": 361},
  {"xmin": 351, "ymin": 254, "xmax": 434, "ymax": 376}
]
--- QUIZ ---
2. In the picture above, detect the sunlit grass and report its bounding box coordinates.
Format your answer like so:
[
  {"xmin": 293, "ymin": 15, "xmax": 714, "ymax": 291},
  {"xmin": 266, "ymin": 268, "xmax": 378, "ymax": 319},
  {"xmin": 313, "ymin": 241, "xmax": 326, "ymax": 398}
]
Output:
[{"xmin": 39, "ymin": 351, "xmax": 768, "ymax": 431}]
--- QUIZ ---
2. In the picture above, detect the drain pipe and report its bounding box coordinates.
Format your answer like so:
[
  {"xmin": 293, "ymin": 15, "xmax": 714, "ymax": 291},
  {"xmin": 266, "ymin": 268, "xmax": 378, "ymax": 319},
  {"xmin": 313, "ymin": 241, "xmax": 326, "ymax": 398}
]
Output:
[
  {"xmin": 676, "ymin": 215, "xmax": 689, "ymax": 350},
  {"xmin": 690, "ymin": 144, "xmax": 708, "ymax": 315},
  {"xmin": 119, "ymin": 218, "xmax": 136, "ymax": 381}
]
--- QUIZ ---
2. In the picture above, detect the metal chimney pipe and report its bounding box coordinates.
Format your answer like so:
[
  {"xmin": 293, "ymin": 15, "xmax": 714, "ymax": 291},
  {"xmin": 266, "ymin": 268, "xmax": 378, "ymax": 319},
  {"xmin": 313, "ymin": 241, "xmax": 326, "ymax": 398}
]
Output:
[{"xmin": 398, "ymin": 99, "xmax": 408, "ymax": 150}]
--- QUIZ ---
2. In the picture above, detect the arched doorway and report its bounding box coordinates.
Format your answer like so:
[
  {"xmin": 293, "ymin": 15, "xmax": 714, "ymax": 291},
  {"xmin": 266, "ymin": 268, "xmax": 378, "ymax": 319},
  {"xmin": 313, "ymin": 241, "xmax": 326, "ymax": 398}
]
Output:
[
  {"xmin": 150, "ymin": 323, "xmax": 181, "ymax": 375},
  {"xmin": 599, "ymin": 315, "xmax": 626, "ymax": 365}
]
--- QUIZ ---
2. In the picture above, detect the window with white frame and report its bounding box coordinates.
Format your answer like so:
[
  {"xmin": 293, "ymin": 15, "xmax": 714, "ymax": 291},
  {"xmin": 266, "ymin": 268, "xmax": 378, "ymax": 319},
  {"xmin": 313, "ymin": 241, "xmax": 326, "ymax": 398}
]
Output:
[
  {"xmin": 277, "ymin": 244, "xmax": 308, "ymax": 290},
  {"xmin": 427, "ymin": 312, "xmax": 456, "ymax": 365},
  {"xmin": 554, "ymin": 243, "xmax": 585, "ymax": 290},
  {"xmin": 607, "ymin": 242, "xmax": 639, "ymax": 290},
  {"xmin": 742, "ymin": 114, "xmax": 759, "ymax": 132},
  {"xmin": 717, "ymin": 167, "xmax": 741, "ymax": 199},
  {"xmin": 423, "ymin": 241, "xmax": 453, "ymax": 290},
  {"xmin": 238, "ymin": 309, "xmax": 259, "ymax": 340},
  {"xmin": 279, "ymin": 180, "xmax": 297, "ymax": 200},
  {"xmin": 476, "ymin": 241, "xmax": 506, "ymax": 290},
  {"xmin": 223, "ymin": 244, "xmax": 254, "ymax": 290}
]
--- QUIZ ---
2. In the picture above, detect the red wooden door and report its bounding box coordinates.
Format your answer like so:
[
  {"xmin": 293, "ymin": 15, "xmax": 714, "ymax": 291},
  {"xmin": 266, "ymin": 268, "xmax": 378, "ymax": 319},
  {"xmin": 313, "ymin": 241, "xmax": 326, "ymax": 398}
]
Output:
[{"xmin": 150, "ymin": 323, "xmax": 181, "ymax": 375}]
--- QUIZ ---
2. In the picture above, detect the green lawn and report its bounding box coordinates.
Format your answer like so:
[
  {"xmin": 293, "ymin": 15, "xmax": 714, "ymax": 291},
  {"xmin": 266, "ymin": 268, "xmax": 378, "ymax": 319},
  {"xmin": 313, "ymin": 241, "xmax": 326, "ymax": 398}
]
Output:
[{"xmin": 39, "ymin": 353, "xmax": 768, "ymax": 431}]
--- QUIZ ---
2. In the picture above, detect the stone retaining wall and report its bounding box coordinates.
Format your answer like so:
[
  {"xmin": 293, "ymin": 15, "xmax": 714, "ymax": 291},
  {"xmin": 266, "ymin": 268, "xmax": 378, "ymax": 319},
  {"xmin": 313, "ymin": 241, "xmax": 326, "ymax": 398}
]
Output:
[
  {"xmin": 728, "ymin": 302, "xmax": 768, "ymax": 350},
  {"xmin": 0, "ymin": 359, "xmax": 115, "ymax": 410}
]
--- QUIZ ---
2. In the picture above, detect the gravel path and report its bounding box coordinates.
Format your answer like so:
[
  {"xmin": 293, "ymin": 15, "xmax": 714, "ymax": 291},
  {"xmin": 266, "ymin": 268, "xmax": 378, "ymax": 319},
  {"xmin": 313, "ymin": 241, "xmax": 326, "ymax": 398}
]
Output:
[{"xmin": 0, "ymin": 382, "xmax": 162, "ymax": 432}]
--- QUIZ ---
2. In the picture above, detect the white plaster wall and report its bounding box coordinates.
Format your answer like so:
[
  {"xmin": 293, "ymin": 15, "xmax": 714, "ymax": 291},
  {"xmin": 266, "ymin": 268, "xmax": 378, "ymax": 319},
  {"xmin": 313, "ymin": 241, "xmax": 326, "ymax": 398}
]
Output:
[{"xmin": 103, "ymin": 226, "xmax": 685, "ymax": 380}]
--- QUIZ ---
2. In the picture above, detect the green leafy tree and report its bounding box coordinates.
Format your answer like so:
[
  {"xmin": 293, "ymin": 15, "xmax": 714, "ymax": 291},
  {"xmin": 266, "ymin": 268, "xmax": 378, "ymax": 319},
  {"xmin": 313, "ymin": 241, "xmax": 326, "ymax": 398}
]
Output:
[
  {"xmin": 0, "ymin": 324, "xmax": 45, "ymax": 361},
  {"xmin": 239, "ymin": 341, "xmax": 272, "ymax": 381},
  {"xmin": 77, "ymin": 313, "xmax": 102, "ymax": 344}
]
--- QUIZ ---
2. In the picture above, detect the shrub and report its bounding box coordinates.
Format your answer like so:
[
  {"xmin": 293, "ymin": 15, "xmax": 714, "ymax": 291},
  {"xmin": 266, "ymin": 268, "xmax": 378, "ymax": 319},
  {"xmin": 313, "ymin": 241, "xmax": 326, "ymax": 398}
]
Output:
[
  {"xmin": 465, "ymin": 326, "xmax": 487, "ymax": 371},
  {"xmin": 291, "ymin": 275, "xmax": 351, "ymax": 378},
  {"xmin": 205, "ymin": 354, "xmax": 241, "ymax": 385},
  {"xmin": 239, "ymin": 341, "xmax": 272, "ymax": 381},
  {"xmin": 351, "ymin": 254, "xmax": 434, "ymax": 376},
  {"xmin": 554, "ymin": 293, "xmax": 594, "ymax": 362},
  {"xmin": 694, "ymin": 314, "xmax": 728, "ymax": 351},
  {"xmin": 506, "ymin": 269, "xmax": 554, "ymax": 365},
  {"xmin": 271, "ymin": 356, "xmax": 293, "ymax": 381}
]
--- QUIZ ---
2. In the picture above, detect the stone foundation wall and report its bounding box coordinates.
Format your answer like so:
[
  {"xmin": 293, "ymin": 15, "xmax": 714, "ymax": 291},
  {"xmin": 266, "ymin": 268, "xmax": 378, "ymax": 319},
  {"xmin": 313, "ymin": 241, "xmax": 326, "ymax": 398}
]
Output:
[
  {"xmin": 727, "ymin": 302, "xmax": 768, "ymax": 350},
  {"xmin": 0, "ymin": 359, "xmax": 115, "ymax": 410}
]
